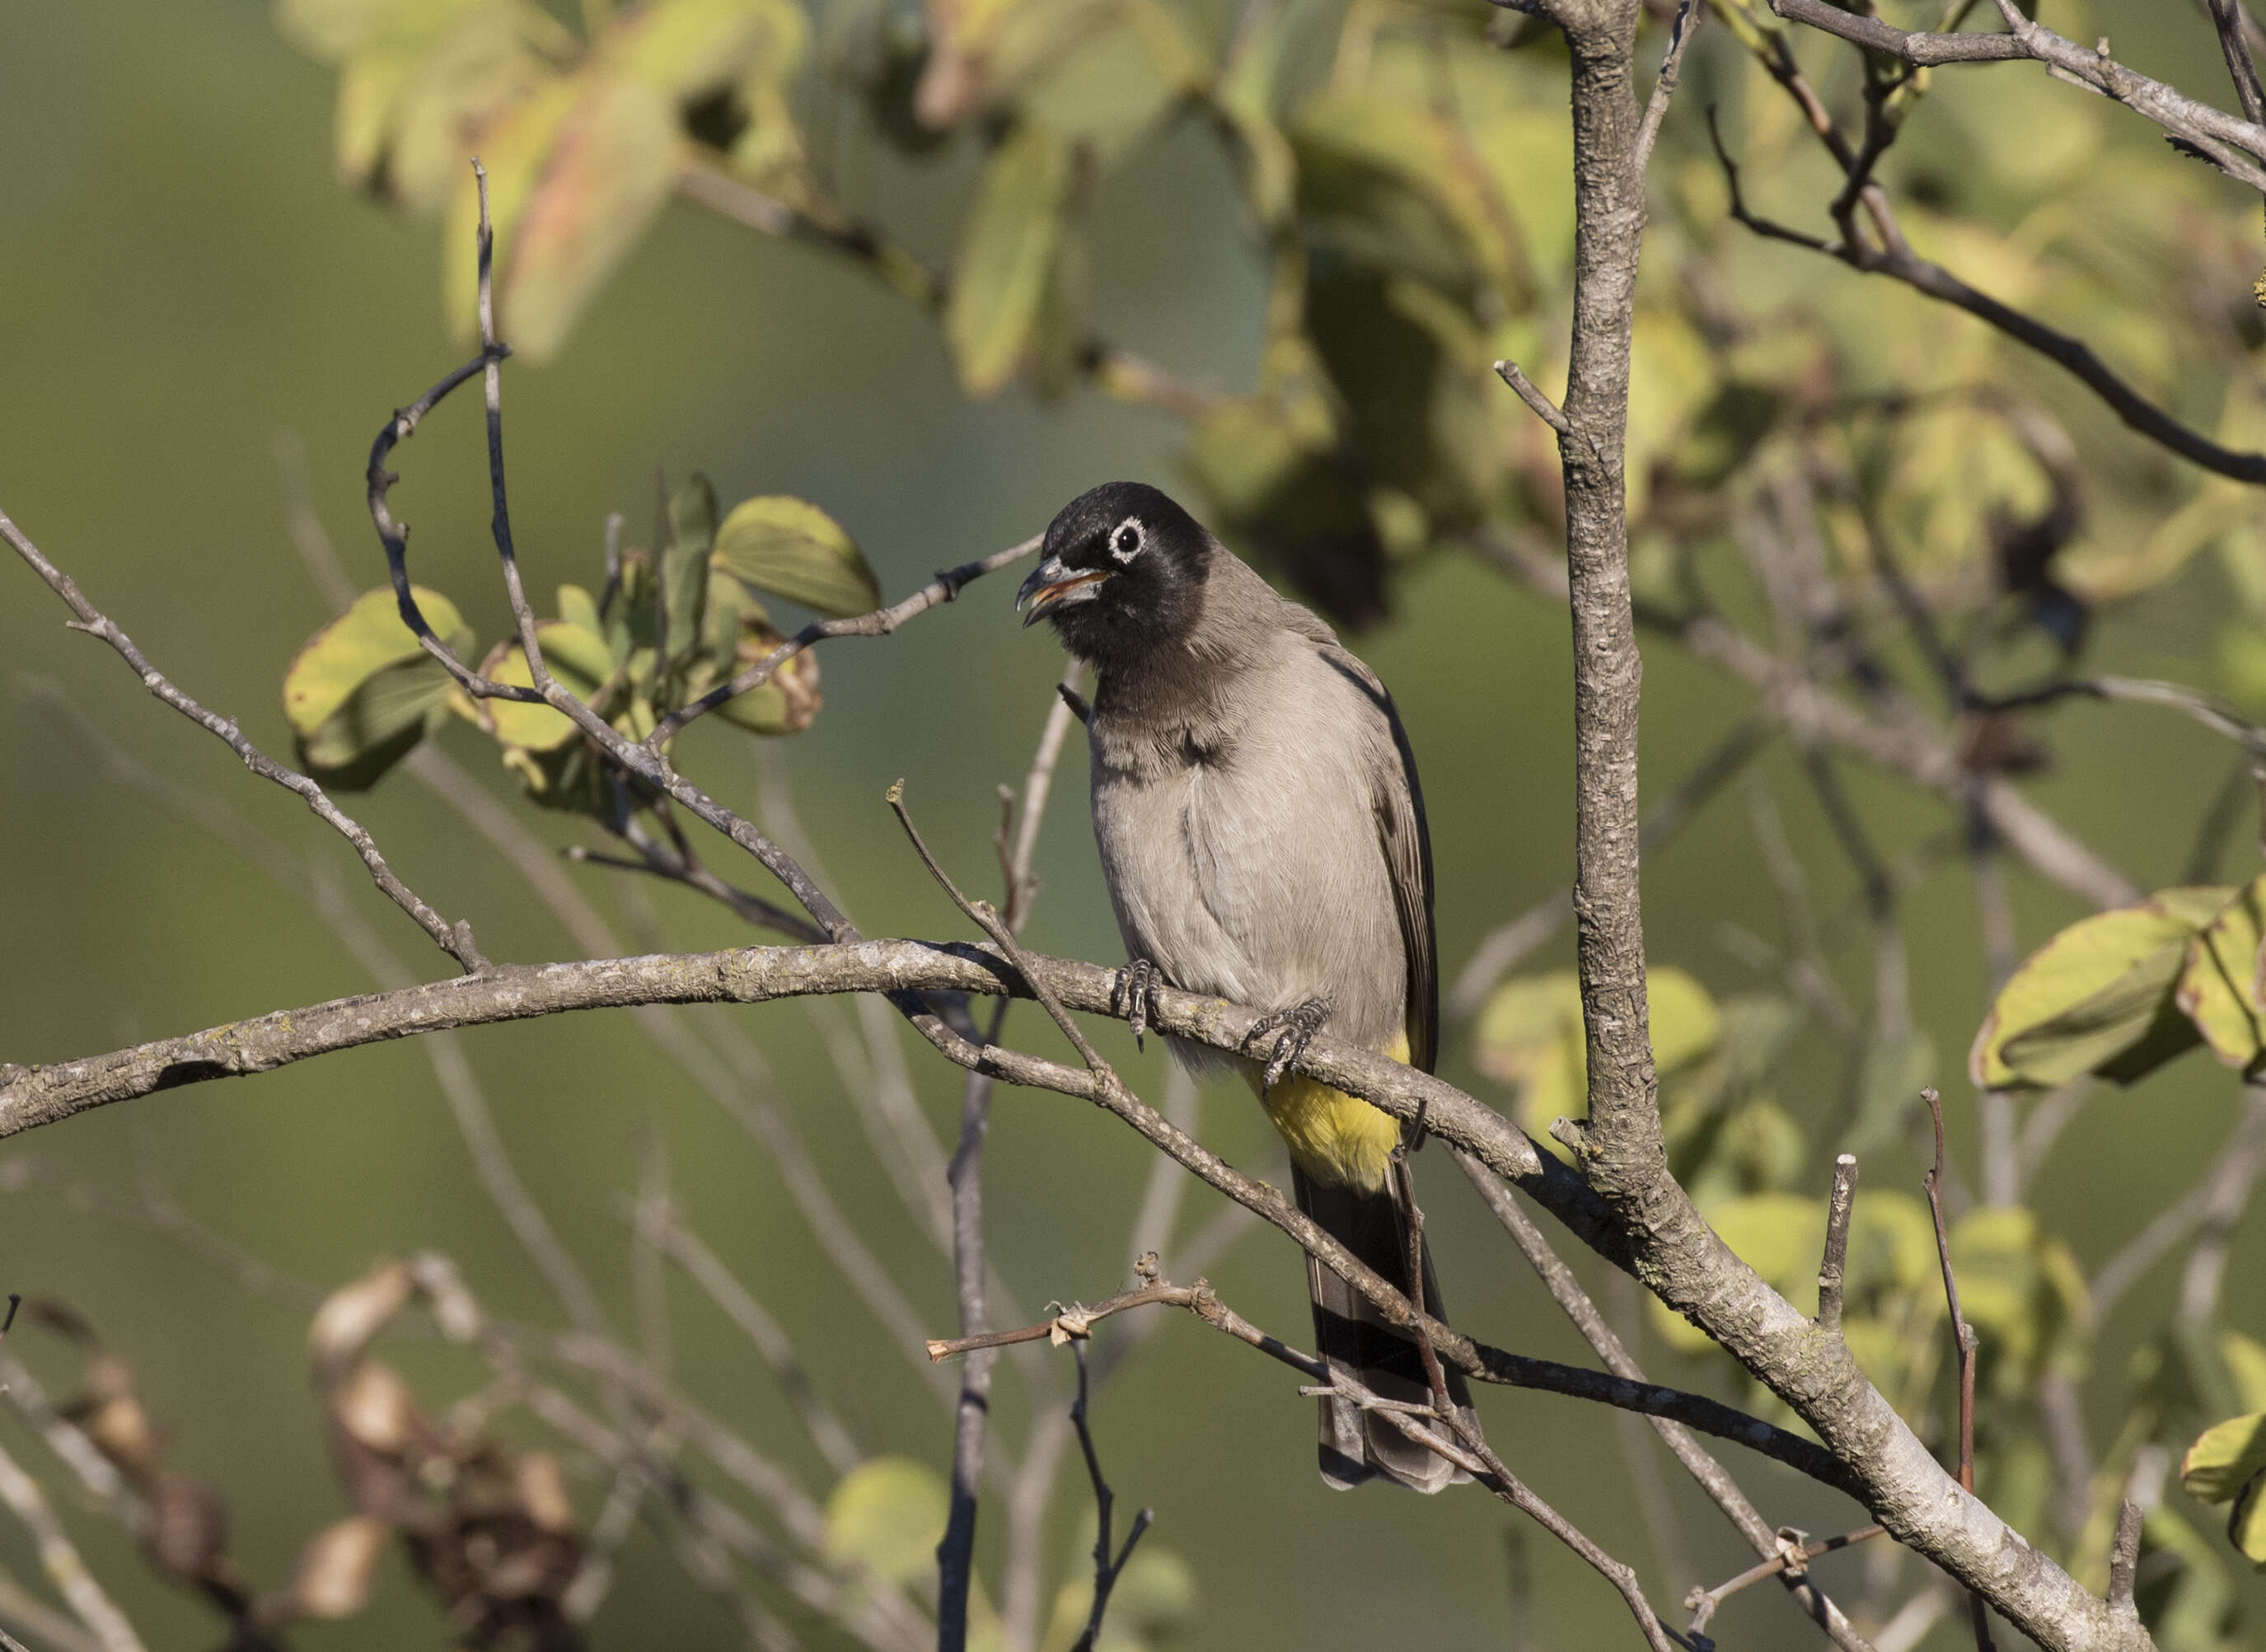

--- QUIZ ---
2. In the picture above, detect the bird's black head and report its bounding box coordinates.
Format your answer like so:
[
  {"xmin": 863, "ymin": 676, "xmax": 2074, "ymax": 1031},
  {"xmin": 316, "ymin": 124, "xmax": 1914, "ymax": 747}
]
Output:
[{"xmin": 1016, "ymin": 481, "xmax": 1212, "ymax": 666}]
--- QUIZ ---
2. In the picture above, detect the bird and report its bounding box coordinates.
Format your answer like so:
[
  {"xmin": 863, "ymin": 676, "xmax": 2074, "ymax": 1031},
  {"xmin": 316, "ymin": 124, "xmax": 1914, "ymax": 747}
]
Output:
[{"xmin": 1016, "ymin": 480, "xmax": 1478, "ymax": 1492}]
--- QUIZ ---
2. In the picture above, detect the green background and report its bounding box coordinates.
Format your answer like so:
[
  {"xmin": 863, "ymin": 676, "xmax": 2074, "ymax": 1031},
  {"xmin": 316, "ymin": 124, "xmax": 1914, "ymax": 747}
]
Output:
[{"xmin": 0, "ymin": 2, "xmax": 2258, "ymax": 1647}]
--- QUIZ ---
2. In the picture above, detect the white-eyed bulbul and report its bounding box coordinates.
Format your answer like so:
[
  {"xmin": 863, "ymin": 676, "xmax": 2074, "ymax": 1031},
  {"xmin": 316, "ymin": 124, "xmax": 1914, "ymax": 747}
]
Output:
[{"xmin": 1018, "ymin": 480, "xmax": 1478, "ymax": 1492}]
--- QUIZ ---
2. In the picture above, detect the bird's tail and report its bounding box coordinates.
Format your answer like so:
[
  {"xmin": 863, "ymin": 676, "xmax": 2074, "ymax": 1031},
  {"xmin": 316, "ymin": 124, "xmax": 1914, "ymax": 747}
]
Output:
[{"xmin": 1292, "ymin": 1163, "xmax": 1481, "ymax": 1493}]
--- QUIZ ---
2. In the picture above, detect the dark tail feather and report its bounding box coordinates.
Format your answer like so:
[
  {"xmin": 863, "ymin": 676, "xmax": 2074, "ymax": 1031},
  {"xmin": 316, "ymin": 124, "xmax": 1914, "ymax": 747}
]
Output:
[{"xmin": 1292, "ymin": 1163, "xmax": 1480, "ymax": 1493}]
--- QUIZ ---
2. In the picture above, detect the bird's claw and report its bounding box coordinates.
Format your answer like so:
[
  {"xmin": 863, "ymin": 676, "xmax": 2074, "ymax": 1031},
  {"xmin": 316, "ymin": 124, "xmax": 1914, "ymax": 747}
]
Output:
[
  {"xmin": 1243, "ymin": 997, "xmax": 1331, "ymax": 1093},
  {"xmin": 1117, "ymin": 958, "xmax": 1162, "ymax": 1051}
]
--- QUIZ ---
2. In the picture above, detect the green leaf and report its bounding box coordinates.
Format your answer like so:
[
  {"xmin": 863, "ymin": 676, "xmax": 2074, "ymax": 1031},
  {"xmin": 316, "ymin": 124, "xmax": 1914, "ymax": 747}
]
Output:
[
  {"xmin": 303, "ymin": 0, "xmax": 568, "ymax": 208},
  {"xmin": 283, "ymin": 587, "xmax": 475, "ymax": 788},
  {"xmin": 477, "ymin": 621, "xmax": 611, "ymax": 751},
  {"xmin": 2178, "ymin": 875, "xmax": 2266, "ymax": 1069},
  {"xmin": 660, "ymin": 472, "xmax": 719, "ymax": 671},
  {"xmin": 445, "ymin": 68, "xmax": 681, "ymax": 360},
  {"xmin": 557, "ymin": 583, "xmax": 603, "ymax": 639},
  {"xmin": 284, "ymin": 586, "xmax": 469, "ymax": 735},
  {"xmin": 712, "ymin": 495, "xmax": 881, "ymax": 615},
  {"xmin": 2184, "ymin": 1412, "xmax": 2266, "ymax": 1504},
  {"xmin": 1969, "ymin": 891, "xmax": 2230, "ymax": 1088},
  {"xmin": 824, "ymin": 1458, "xmax": 947, "ymax": 1586},
  {"xmin": 944, "ymin": 121, "xmax": 1074, "ymax": 397},
  {"xmin": 608, "ymin": 0, "xmax": 801, "ymax": 101},
  {"xmin": 2232, "ymin": 1469, "xmax": 2266, "ymax": 1567}
]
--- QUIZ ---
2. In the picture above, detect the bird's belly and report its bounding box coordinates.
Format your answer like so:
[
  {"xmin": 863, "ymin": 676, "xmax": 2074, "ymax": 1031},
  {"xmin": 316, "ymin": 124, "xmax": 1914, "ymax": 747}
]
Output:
[{"xmin": 1250, "ymin": 1033, "xmax": 1408, "ymax": 1193}]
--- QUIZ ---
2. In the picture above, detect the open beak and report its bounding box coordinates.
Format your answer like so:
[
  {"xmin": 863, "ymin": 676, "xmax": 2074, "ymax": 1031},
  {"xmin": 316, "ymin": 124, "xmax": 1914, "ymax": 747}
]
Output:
[{"xmin": 1016, "ymin": 557, "xmax": 1111, "ymax": 626}]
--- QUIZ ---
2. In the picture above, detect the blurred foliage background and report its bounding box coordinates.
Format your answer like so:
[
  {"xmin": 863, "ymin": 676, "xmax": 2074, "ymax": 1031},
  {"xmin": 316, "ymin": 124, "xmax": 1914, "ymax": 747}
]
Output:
[{"xmin": 4, "ymin": 0, "xmax": 2266, "ymax": 1647}]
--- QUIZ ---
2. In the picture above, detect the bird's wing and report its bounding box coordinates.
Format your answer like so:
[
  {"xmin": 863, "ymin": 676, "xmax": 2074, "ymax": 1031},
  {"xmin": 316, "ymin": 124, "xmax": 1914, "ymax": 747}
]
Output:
[{"xmin": 1317, "ymin": 645, "xmax": 1438, "ymax": 1075}]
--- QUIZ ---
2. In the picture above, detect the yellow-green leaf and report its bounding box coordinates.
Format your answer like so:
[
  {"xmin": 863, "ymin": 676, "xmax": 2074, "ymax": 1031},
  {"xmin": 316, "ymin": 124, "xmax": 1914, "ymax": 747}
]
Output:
[
  {"xmin": 2231, "ymin": 1469, "xmax": 2266, "ymax": 1566},
  {"xmin": 284, "ymin": 587, "xmax": 474, "ymax": 788},
  {"xmin": 284, "ymin": 585, "xmax": 471, "ymax": 735},
  {"xmin": 713, "ymin": 495, "xmax": 881, "ymax": 615},
  {"xmin": 661, "ymin": 472, "xmax": 719, "ymax": 668},
  {"xmin": 1970, "ymin": 893, "xmax": 2227, "ymax": 1088},
  {"xmin": 2183, "ymin": 1411, "xmax": 2266, "ymax": 1504},
  {"xmin": 824, "ymin": 1458, "xmax": 947, "ymax": 1586},
  {"xmin": 2178, "ymin": 876, "xmax": 2266, "ymax": 1069},
  {"xmin": 944, "ymin": 122, "xmax": 1074, "ymax": 397},
  {"xmin": 477, "ymin": 621, "xmax": 611, "ymax": 751},
  {"xmin": 607, "ymin": 0, "xmax": 794, "ymax": 100},
  {"xmin": 446, "ymin": 68, "xmax": 681, "ymax": 360}
]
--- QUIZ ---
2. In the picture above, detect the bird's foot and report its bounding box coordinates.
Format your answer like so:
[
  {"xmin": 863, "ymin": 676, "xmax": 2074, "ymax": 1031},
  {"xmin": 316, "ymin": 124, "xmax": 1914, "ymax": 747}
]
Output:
[
  {"xmin": 1243, "ymin": 996, "xmax": 1332, "ymax": 1092},
  {"xmin": 1116, "ymin": 958, "xmax": 1163, "ymax": 1051}
]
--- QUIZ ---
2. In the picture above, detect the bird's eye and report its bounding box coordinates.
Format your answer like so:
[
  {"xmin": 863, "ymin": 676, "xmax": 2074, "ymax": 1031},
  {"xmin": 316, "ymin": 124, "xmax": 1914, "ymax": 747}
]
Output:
[{"xmin": 1109, "ymin": 519, "xmax": 1145, "ymax": 564}]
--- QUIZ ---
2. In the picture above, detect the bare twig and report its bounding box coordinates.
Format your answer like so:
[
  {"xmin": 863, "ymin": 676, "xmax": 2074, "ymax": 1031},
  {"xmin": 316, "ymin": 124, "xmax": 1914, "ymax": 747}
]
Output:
[
  {"xmin": 1920, "ymin": 1088, "xmax": 1994, "ymax": 1652},
  {"xmin": 1966, "ymin": 676, "xmax": 2266, "ymax": 759},
  {"xmin": 1065, "ymin": 1342, "xmax": 1153, "ymax": 1652},
  {"xmin": 0, "ymin": 508, "xmax": 485, "ymax": 972},
  {"xmin": 1633, "ymin": 0, "xmax": 1706, "ymax": 177},
  {"xmin": 0, "ymin": 1441, "xmax": 144, "ymax": 1652},
  {"xmin": 1454, "ymin": 1155, "xmax": 1877, "ymax": 1652},
  {"xmin": 1769, "ymin": 0, "xmax": 2266, "ymax": 190},
  {"xmin": 650, "ymin": 536, "xmax": 1044, "ymax": 746},
  {"xmin": 1494, "ymin": 358, "xmax": 1575, "ymax": 438},
  {"xmin": 2105, "ymin": 1501, "xmax": 2143, "ymax": 1617},
  {"xmin": 2210, "ymin": 0, "xmax": 2266, "ymax": 127},
  {"xmin": 934, "ymin": 669, "xmax": 1082, "ymax": 1652},
  {"xmin": 1818, "ymin": 1155, "xmax": 1859, "ymax": 1335},
  {"xmin": 1686, "ymin": 1527, "xmax": 1888, "ymax": 1641},
  {"xmin": 1733, "ymin": 1, "xmax": 2266, "ymax": 484}
]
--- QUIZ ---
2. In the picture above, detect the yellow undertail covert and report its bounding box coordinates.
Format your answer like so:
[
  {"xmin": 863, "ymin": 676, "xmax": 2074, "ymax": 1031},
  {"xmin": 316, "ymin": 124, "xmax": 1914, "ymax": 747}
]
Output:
[{"xmin": 1242, "ymin": 1030, "xmax": 1409, "ymax": 1194}]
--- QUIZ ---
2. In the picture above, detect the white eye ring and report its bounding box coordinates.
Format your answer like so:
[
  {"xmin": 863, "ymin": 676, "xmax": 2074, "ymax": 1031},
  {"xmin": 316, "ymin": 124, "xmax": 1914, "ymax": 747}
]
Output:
[{"xmin": 1109, "ymin": 519, "xmax": 1145, "ymax": 564}]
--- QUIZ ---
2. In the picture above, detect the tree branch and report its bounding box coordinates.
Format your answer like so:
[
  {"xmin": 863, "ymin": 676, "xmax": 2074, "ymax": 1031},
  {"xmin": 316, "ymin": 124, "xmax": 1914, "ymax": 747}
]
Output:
[{"xmin": 1, "ymin": 508, "xmax": 487, "ymax": 973}]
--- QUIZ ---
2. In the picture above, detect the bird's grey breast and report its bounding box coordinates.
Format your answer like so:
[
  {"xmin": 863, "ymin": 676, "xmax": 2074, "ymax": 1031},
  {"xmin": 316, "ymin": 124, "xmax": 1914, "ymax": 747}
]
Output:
[{"xmin": 1089, "ymin": 636, "xmax": 1407, "ymax": 1048}]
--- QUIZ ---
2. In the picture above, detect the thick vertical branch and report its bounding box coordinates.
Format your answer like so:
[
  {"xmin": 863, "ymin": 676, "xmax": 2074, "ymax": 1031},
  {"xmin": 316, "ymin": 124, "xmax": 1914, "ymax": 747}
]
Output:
[{"xmin": 1556, "ymin": 0, "xmax": 1661, "ymax": 1198}]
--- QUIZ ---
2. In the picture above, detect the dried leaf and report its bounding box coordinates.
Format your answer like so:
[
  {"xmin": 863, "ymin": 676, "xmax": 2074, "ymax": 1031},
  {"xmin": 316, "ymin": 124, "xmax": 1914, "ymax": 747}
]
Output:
[
  {"xmin": 515, "ymin": 1451, "xmax": 576, "ymax": 1533},
  {"xmin": 292, "ymin": 1515, "xmax": 390, "ymax": 1619},
  {"xmin": 308, "ymin": 1260, "xmax": 414, "ymax": 1377},
  {"xmin": 334, "ymin": 1360, "xmax": 421, "ymax": 1454}
]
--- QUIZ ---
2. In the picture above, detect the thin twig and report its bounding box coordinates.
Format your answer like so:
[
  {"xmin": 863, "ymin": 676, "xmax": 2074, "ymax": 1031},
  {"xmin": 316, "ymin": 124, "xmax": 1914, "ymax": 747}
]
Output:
[
  {"xmin": 1065, "ymin": 1341, "xmax": 1153, "ymax": 1652},
  {"xmin": 935, "ymin": 669, "xmax": 1083, "ymax": 1652},
  {"xmin": 1454, "ymin": 1155, "xmax": 1877, "ymax": 1652},
  {"xmin": 1494, "ymin": 358, "xmax": 1575, "ymax": 438},
  {"xmin": 1634, "ymin": 0, "xmax": 1706, "ymax": 176},
  {"xmin": 1920, "ymin": 1088, "xmax": 1994, "ymax": 1652},
  {"xmin": 650, "ymin": 536, "xmax": 1045, "ymax": 746},
  {"xmin": 1685, "ymin": 1527, "xmax": 1888, "ymax": 1641},
  {"xmin": 0, "ymin": 1441, "xmax": 143, "ymax": 1652},
  {"xmin": 0, "ymin": 509, "xmax": 485, "ymax": 972}
]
